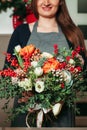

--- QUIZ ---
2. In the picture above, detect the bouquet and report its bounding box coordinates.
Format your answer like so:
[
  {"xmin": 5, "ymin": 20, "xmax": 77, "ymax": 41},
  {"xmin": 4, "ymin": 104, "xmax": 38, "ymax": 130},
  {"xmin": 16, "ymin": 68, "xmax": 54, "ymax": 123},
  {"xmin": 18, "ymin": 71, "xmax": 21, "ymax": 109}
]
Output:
[{"xmin": 0, "ymin": 44, "xmax": 87, "ymax": 127}]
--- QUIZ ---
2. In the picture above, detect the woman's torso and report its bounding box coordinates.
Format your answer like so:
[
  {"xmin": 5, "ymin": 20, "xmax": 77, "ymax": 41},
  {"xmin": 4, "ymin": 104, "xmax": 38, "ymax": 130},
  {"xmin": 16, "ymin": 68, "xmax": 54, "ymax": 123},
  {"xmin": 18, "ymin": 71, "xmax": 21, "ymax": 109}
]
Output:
[
  {"xmin": 27, "ymin": 22, "xmax": 69, "ymax": 53},
  {"xmin": 10, "ymin": 22, "xmax": 75, "ymax": 127}
]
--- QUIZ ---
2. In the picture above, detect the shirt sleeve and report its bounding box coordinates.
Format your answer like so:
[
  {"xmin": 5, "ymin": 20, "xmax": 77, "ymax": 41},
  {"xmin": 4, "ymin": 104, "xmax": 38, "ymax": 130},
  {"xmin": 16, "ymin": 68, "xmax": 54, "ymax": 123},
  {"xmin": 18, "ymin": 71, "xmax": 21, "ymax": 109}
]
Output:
[
  {"xmin": 7, "ymin": 24, "xmax": 30, "ymax": 54},
  {"xmin": 3, "ymin": 24, "xmax": 31, "ymax": 69}
]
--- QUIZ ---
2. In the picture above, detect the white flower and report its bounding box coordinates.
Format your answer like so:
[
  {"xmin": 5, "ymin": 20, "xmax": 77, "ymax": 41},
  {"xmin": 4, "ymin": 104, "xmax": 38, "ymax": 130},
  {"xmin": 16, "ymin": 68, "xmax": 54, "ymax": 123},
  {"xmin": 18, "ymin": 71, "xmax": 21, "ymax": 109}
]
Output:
[
  {"xmin": 15, "ymin": 45, "xmax": 21, "ymax": 53},
  {"xmin": 18, "ymin": 78, "xmax": 32, "ymax": 91},
  {"xmin": 61, "ymin": 70, "xmax": 71, "ymax": 84},
  {"xmin": 35, "ymin": 81, "xmax": 45, "ymax": 93},
  {"xmin": 11, "ymin": 77, "xmax": 19, "ymax": 85},
  {"xmin": 34, "ymin": 67, "xmax": 43, "ymax": 76},
  {"xmin": 31, "ymin": 61, "xmax": 38, "ymax": 68},
  {"xmin": 68, "ymin": 59, "xmax": 75, "ymax": 65},
  {"xmin": 41, "ymin": 52, "xmax": 53, "ymax": 58},
  {"xmin": 52, "ymin": 103, "xmax": 62, "ymax": 116}
]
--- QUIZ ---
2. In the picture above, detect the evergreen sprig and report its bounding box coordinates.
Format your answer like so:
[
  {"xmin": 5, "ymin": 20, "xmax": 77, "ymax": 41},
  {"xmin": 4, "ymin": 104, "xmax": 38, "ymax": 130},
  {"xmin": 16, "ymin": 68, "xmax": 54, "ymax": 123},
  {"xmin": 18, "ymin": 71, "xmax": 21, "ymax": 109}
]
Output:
[{"xmin": 0, "ymin": 0, "xmax": 32, "ymax": 20}]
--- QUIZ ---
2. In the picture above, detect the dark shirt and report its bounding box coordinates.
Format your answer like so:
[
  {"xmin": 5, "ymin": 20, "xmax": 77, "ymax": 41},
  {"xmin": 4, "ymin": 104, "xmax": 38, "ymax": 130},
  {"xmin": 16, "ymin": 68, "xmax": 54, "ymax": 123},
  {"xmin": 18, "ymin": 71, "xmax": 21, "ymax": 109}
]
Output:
[{"xmin": 7, "ymin": 24, "xmax": 30, "ymax": 54}]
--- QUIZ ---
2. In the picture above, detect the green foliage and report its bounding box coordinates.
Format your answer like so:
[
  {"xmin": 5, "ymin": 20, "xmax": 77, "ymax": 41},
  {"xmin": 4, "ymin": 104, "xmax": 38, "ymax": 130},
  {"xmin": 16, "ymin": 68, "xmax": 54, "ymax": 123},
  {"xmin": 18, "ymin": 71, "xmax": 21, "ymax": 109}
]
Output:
[
  {"xmin": 0, "ymin": 44, "xmax": 87, "ymax": 126},
  {"xmin": 0, "ymin": 76, "xmax": 23, "ymax": 99},
  {"xmin": 0, "ymin": 0, "xmax": 32, "ymax": 20},
  {"xmin": 14, "ymin": 49, "xmax": 23, "ymax": 68}
]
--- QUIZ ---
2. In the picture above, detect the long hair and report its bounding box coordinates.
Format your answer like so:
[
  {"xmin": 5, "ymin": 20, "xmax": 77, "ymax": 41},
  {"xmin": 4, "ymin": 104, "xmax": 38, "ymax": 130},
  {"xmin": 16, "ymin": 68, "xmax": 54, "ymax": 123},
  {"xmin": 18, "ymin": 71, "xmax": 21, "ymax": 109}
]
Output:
[{"xmin": 31, "ymin": 0, "xmax": 87, "ymax": 55}]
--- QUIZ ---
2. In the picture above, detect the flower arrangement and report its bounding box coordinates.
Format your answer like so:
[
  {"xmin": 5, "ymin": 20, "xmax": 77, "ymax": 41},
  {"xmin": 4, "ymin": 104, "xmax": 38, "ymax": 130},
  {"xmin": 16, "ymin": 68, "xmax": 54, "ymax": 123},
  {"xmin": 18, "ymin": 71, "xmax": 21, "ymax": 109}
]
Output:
[{"xmin": 0, "ymin": 44, "xmax": 87, "ymax": 127}]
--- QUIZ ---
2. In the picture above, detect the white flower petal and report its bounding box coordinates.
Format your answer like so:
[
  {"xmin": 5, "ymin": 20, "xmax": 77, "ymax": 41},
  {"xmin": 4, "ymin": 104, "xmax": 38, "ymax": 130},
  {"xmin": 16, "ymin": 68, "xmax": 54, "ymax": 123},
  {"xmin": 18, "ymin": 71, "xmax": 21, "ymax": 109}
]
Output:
[
  {"xmin": 35, "ymin": 81, "xmax": 45, "ymax": 93},
  {"xmin": 34, "ymin": 67, "xmax": 43, "ymax": 76},
  {"xmin": 31, "ymin": 61, "xmax": 38, "ymax": 68},
  {"xmin": 61, "ymin": 70, "xmax": 71, "ymax": 84},
  {"xmin": 18, "ymin": 78, "xmax": 32, "ymax": 91},
  {"xmin": 41, "ymin": 52, "xmax": 53, "ymax": 58},
  {"xmin": 52, "ymin": 103, "xmax": 62, "ymax": 116},
  {"xmin": 68, "ymin": 59, "xmax": 75, "ymax": 65},
  {"xmin": 11, "ymin": 77, "xmax": 19, "ymax": 85},
  {"xmin": 15, "ymin": 45, "xmax": 21, "ymax": 53}
]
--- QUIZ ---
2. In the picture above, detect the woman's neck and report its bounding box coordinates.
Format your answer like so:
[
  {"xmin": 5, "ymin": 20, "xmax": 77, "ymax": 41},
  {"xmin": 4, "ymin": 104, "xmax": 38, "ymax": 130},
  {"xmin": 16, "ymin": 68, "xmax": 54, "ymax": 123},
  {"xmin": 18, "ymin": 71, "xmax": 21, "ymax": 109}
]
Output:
[
  {"xmin": 38, "ymin": 17, "xmax": 57, "ymax": 28},
  {"xmin": 37, "ymin": 17, "xmax": 59, "ymax": 33}
]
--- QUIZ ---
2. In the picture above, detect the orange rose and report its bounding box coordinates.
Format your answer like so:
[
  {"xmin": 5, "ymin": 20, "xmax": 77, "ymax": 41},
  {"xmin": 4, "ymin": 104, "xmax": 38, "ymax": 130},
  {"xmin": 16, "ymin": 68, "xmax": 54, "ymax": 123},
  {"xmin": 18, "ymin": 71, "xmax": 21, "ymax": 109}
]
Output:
[
  {"xmin": 42, "ymin": 58, "xmax": 60, "ymax": 73},
  {"xmin": 19, "ymin": 44, "xmax": 35, "ymax": 57}
]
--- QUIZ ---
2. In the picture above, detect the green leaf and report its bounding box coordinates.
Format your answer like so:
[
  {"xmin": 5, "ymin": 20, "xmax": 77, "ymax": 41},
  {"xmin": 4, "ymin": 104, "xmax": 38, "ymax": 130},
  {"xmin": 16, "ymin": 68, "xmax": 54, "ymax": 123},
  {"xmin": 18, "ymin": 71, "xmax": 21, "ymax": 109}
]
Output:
[{"xmin": 14, "ymin": 49, "xmax": 23, "ymax": 68}]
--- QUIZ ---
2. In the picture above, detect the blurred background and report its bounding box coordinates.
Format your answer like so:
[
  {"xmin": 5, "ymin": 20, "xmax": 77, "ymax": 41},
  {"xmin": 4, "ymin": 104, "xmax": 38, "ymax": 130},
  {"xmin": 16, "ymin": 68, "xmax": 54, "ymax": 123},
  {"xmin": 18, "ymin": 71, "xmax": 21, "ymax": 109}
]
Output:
[{"xmin": 0, "ymin": 0, "xmax": 87, "ymax": 127}]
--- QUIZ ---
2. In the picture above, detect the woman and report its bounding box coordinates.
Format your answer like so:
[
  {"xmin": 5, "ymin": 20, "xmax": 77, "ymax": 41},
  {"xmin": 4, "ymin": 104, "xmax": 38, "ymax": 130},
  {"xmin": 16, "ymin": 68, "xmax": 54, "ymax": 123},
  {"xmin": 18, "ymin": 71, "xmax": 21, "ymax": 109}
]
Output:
[{"xmin": 5, "ymin": 0, "xmax": 87, "ymax": 127}]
